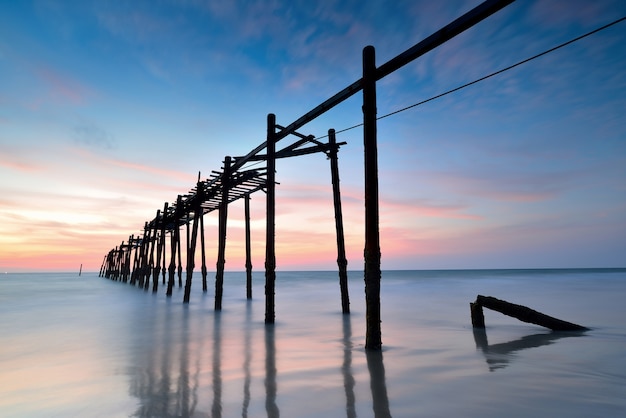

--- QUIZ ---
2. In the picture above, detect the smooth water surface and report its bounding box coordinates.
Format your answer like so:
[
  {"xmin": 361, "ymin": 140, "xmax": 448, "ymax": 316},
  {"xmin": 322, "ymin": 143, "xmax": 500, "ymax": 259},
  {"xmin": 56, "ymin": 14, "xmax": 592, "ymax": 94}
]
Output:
[{"xmin": 1, "ymin": 269, "xmax": 625, "ymax": 417}]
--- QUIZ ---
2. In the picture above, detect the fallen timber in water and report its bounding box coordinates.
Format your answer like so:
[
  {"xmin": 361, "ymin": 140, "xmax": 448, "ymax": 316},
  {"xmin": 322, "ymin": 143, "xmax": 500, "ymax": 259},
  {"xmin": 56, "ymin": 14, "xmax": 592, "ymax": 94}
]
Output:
[{"xmin": 470, "ymin": 295, "xmax": 589, "ymax": 331}]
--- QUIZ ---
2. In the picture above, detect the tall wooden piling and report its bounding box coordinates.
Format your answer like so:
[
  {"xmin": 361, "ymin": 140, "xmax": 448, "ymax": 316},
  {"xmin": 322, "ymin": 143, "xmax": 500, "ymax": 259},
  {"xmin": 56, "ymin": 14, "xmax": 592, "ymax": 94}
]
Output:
[
  {"xmin": 124, "ymin": 236, "xmax": 133, "ymax": 282},
  {"xmin": 177, "ymin": 227, "xmax": 183, "ymax": 288},
  {"xmin": 167, "ymin": 227, "xmax": 177, "ymax": 296},
  {"xmin": 184, "ymin": 182, "xmax": 204, "ymax": 303},
  {"xmin": 131, "ymin": 235, "xmax": 141, "ymax": 285},
  {"xmin": 152, "ymin": 209, "xmax": 162, "ymax": 292},
  {"xmin": 215, "ymin": 157, "xmax": 231, "ymax": 310},
  {"xmin": 99, "ymin": 255, "xmax": 106, "ymax": 277},
  {"xmin": 329, "ymin": 129, "xmax": 350, "ymax": 314},
  {"xmin": 166, "ymin": 199, "xmax": 180, "ymax": 296},
  {"xmin": 146, "ymin": 213, "xmax": 159, "ymax": 291},
  {"xmin": 363, "ymin": 45, "xmax": 382, "ymax": 350},
  {"xmin": 137, "ymin": 222, "xmax": 149, "ymax": 287},
  {"xmin": 244, "ymin": 194, "xmax": 253, "ymax": 300},
  {"xmin": 265, "ymin": 113, "xmax": 277, "ymax": 324},
  {"xmin": 200, "ymin": 209, "xmax": 208, "ymax": 292},
  {"xmin": 161, "ymin": 204, "xmax": 168, "ymax": 285}
]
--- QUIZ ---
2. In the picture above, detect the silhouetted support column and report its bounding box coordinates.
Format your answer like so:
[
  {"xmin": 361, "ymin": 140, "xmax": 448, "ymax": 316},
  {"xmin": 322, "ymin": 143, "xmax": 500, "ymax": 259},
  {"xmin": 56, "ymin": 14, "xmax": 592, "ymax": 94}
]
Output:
[
  {"xmin": 161, "ymin": 232, "xmax": 167, "ymax": 285},
  {"xmin": 123, "ymin": 235, "xmax": 133, "ymax": 282},
  {"xmin": 125, "ymin": 235, "xmax": 134, "ymax": 282},
  {"xmin": 145, "ymin": 215, "xmax": 159, "ymax": 291},
  {"xmin": 265, "ymin": 113, "xmax": 277, "ymax": 324},
  {"xmin": 167, "ymin": 229, "xmax": 177, "ymax": 296},
  {"xmin": 363, "ymin": 45, "xmax": 382, "ymax": 350},
  {"xmin": 184, "ymin": 186, "xmax": 203, "ymax": 303},
  {"xmin": 152, "ymin": 209, "xmax": 162, "ymax": 293},
  {"xmin": 105, "ymin": 249, "xmax": 114, "ymax": 278},
  {"xmin": 161, "ymin": 204, "xmax": 168, "ymax": 286},
  {"xmin": 99, "ymin": 254, "xmax": 106, "ymax": 277},
  {"xmin": 115, "ymin": 242, "xmax": 124, "ymax": 280},
  {"xmin": 200, "ymin": 211, "xmax": 208, "ymax": 292},
  {"xmin": 167, "ymin": 198, "xmax": 181, "ymax": 297},
  {"xmin": 215, "ymin": 157, "xmax": 231, "ymax": 310},
  {"xmin": 177, "ymin": 229, "xmax": 183, "ymax": 287},
  {"xmin": 137, "ymin": 222, "xmax": 149, "ymax": 288},
  {"xmin": 131, "ymin": 236, "xmax": 140, "ymax": 285},
  {"xmin": 244, "ymin": 194, "xmax": 253, "ymax": 300},
  {"xmin": 329, "ymin": 129, "xmax": 350, "ymax": 314}
]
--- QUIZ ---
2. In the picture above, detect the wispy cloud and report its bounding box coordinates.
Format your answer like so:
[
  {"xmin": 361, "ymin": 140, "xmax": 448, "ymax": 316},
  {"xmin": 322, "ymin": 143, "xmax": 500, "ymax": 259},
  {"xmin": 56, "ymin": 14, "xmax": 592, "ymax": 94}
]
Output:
[
  {"xmin": 36, "ymin": 66, "xmax": 91, "ymax": 106},
  {"xmin": 72, "ymin": 120, "xmax": 116, "ymax": 150},
  {"xmin": 0, "ymin": 145, "xmax": 43, "ymax": 172}
]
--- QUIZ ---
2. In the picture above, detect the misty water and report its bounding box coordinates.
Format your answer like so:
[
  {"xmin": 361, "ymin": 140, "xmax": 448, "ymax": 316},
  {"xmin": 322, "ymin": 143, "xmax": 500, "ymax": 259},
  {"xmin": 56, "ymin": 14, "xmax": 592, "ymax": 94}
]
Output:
[{"xmin": 1, "ymin": 269, "xmax": 625, "ymax": 417}]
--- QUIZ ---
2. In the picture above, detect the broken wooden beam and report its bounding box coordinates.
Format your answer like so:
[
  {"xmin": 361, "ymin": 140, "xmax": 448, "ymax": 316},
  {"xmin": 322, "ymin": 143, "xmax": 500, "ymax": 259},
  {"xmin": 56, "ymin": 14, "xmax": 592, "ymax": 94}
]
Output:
[{"xmin": 470, "ymin": 294, "xmax": 589, "ymax": 331}]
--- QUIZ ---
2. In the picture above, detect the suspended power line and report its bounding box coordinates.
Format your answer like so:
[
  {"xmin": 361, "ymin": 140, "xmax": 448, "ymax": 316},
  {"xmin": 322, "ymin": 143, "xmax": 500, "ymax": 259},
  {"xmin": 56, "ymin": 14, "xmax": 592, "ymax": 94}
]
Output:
[{"xmin": 318, "ymin": 14, "xmax": 626, "ymax": 140}]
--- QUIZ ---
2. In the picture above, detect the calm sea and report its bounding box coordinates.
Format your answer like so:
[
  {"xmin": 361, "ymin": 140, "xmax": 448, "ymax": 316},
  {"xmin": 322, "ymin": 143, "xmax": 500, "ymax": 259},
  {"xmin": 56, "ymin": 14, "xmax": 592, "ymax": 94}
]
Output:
[{"xmin": 1, "ymin": 269, "xmax": 625, "ymax": 417}]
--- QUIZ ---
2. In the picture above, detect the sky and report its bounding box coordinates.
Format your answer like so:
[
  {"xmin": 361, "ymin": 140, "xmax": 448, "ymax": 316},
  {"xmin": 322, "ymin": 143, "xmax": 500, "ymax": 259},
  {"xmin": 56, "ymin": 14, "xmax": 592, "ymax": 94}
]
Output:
[{"xmin": 1, "ymin": 0, "xmax": 625, "ymax": 273}]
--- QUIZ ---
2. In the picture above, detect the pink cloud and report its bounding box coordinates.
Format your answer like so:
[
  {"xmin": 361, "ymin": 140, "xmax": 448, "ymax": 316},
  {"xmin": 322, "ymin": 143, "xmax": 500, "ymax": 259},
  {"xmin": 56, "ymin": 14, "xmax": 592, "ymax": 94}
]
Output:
[
  {"xmin": 103, "ymin": 158, "xmax": 197, "ymax": 184},
  {"xmin": 0, "ymin": 145, "xmax": 44, "ymax": 172},
  {"xmin": 0, "ymin": 158, "xmax": 41, "ymax": 173},
  {"xmin": 380, "ymin": 196, "xmax": 481, "ymax": 220},
  {"xmin": 36, "ymin": 66, "xmax": 91, "ymax": 105}
]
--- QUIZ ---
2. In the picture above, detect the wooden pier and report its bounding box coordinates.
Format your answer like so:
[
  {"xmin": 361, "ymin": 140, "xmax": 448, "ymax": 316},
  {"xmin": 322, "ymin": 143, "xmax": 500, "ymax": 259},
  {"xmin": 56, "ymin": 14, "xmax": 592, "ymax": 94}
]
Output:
[{"xmin": 100, "ymin": 0, "xmax": 515, "ymax": 349}]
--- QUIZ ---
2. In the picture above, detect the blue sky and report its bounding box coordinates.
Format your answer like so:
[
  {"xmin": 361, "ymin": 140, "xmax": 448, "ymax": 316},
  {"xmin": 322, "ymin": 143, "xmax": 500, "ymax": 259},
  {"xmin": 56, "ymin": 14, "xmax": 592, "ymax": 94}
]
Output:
[{"xmin": 1, "ymin": 0, "xmax": 625, "ymax": 272}]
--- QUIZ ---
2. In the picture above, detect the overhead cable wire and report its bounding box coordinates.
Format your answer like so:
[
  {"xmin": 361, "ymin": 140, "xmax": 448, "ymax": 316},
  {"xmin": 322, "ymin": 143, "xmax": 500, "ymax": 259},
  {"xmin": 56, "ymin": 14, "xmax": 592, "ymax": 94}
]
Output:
[{"xmin": 317, "ymin": 14, "xmax": 626, "ymax": 140}]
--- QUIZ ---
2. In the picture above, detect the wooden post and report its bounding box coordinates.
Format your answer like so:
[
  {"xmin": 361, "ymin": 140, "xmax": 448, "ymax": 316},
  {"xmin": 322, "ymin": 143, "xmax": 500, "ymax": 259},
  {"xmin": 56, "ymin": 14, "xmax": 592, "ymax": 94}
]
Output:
[
  {"xmin": 184, "ymin": 186, "xmax": 203, "ymax": 303},
  {"xmin": 131, "ymin": 235, "xmax": 141, "ymax": 285},
  {"xmin": 166, "ymin": 202, "xmax": 179, "ymax": 297},
  {"xmin": 115, "ymin": 243, "xmax": 124, "ymax": 280},
  {"xmin": 146, "ymin": 213, "xmax": 159, "ymax": 291},
  {"xmin": 176, "ymin": 219, "xmax": 182, "ymax": 287},
  {"xmin": 215, "ymin": 156, "xmax": 231, "ymax": 310},
  {"xmin": 470, "ymin": 295, "xmax": 588, "ymax": 331},
  {"xmin": 166, "ymin": 229, "xmax": 176, "ymax": 296},
  {"xmin": 168, "ymin": 195, "xmax": 182, "ymax": 293},
  {"xmin": 193, "ymin": 172, "xmax": 208, "ymax": 293},
  {"xmin": 244, "ymin": 193, "xmax": 253, "ymax": 300},
  {"xmin": 99, "ymin": 254, "xmax": 106, "ymax": 277},
  {"xmin": 152, "ymin": 209, "xmax": 162, "ymax": 292},
  {"xmin": 265, "ymin": 113, "xmax": 277, "ymax": 324},
  {"xmin": 363, "ymin": 45, "xmax": 382, "ymax": 350},
  {"xmin": 138, "ymin": 223, "xmax": 149, "ymax": 288},
  {"xmin": 161, "ymin": 231, "xmax": 167, "ymax": 285},
  {"xmin": 200, "ymin": 210, "xmax": 208, "ymax": 292},
  {"xmin": 329, "ymin": 129, "xmax": 350, "ymax": 314},
  {"xmin": 161, "ymin": 203, "xmax": 168, "ymax": 286},
  {"xmin": 123, "ymin": 235, "xmax": 133, "ymax": 282}
]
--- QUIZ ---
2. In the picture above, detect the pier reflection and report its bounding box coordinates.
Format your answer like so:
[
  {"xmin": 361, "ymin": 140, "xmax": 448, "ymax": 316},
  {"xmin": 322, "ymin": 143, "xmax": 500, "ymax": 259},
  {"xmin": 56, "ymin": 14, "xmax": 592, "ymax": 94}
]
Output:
[
  {"xmin": 264, "ymin": 324, "xmax": 279, "ymax": 418},
  {"xmin": 342, "ymin": 314, "xmax": 391, "ymax": 418},
  {"xmin": 130, "ymin": 305, "xmax": 207, "ymax": 417},
  {"xmin": 242, "ymin": 302, "xmax": 252, "ymax": 417},
  {"xmin": 128, "ymin": 303, "xmax": 393, "ymax": 417},
  {"xmin": 211, "ymin": 312, "xmax": 222, "ymax": 418},
  {"xmin": 342, "ymin": 315, "xmax": 356, "ymax": 418},
  {"xmin": 473, "ymin": 328, "xmax": 586, "ymax": 371}
]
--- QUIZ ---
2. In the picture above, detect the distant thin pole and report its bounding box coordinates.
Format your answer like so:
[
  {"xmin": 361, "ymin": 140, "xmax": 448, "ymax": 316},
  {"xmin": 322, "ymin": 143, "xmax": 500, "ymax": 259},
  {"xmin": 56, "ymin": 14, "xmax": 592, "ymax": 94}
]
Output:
[{"xmin": 79, "ymin": 263, "xmax": 82, "ymax": 276}]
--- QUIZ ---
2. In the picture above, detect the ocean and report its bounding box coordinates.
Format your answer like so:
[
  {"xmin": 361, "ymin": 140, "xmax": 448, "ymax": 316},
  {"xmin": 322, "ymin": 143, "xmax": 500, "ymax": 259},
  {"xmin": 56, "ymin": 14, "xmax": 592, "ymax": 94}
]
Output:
[{"xmin": 1, "ymin": 269, "xmax": 625, "ymax": 417}]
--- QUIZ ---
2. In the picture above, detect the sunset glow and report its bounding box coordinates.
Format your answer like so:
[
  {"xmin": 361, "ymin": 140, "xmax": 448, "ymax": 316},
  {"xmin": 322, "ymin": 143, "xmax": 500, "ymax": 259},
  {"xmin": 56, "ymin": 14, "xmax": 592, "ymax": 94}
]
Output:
[{"xmin": 1, "ymin": 1, "xmax": 625, "ymax": 272}]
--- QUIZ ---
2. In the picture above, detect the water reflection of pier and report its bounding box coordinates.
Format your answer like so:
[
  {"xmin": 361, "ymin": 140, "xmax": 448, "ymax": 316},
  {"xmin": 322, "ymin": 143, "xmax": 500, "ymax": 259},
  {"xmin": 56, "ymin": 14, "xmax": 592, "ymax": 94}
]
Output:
[{"xmin": 129, "ymin": 304, "xmax": 392, "ymax": 417}]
